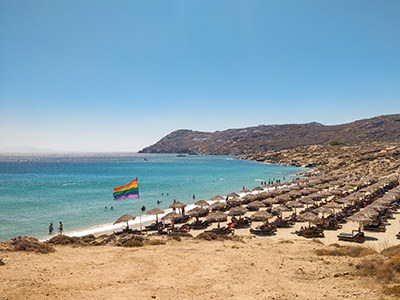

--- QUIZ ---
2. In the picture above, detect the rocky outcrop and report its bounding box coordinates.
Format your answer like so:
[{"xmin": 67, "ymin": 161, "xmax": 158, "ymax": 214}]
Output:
[
  {"xmin": 139, "ymin": 114, "xmax": 400, "ymax": 155},
  {"xmin": 240, "ymin": 141, "xmax": 400, "ymax": 177}
]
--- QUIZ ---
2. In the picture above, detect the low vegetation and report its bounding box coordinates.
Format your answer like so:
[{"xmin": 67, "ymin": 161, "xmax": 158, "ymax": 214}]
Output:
[{"xmin": 315, "ymin": 245, "xmax": 377, "ymax": 257}]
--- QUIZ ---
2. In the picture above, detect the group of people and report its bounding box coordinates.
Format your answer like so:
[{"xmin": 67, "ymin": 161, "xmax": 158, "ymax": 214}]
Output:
[{"xmin": 49, "ymin": 221, "xmax": 63, "ymax": 234}]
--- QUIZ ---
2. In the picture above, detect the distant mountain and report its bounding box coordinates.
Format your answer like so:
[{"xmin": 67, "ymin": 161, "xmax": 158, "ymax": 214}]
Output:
[{"xmin": 139, "ymin": 114, "xmax": 400, "ymax": 155}]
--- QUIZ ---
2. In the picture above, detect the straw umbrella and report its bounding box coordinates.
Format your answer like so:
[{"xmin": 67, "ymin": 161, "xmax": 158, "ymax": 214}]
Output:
[
  {"xmin": 272, "ymin": 205, "xmax": 291, "ymax": 218},
  {"xmin": 195, "ymin": 200, "xmax": 209, "ymax": 207},
  {"xmin": 227, "ymin": 198, "xmax": 242, "ymax": 206},
  {"xmin": 313, "ymin": 206, "xmax": 333, "ymax": 218},
  {"xmin": 247, "ymin": 201, "xmax": 265, "ymax": 211},
  {"xmin": 209, "ymin": 201, "xmax": 225, "ymax": 211},
  {"xmin": 319, "ymin": 191, "xmax": 333, "ymax": 199},
  {"xmin": 210, "ymin": 195, "xmax": 224, "ymax": 201},
  {"xmin": 261, "ymin": 198, "xmax": 278, "ymax": 206},
  {"xmin": 348, "ymin": 213, "xmax": 372, "ymax": 231},
  {"xmin": 229, "ymin": 206, "xmax": 247, "ymax": 216},
  {"xmin": 298, "ymin": 212, "xmax": 321, "ymax": 228},
  {"xmin": 286, "ymin": 200, "xmax": 304, "ymax": 214},
  {"xmin": 207, "ymin": 211, "xmax": 228, "ymax": 228},
  {"xmin": 113, "ymin": 214, "xmax": 136, "ymax": 229},
  {"xmin": 252, "ymin": 186, "xmax": 264, "ymax": 193},
  {"xmin": 169, "ymin": 201, "xmax": 187, "ymax": 214},
  {"xmin": 227, "ymin": 192, "xmax": 240, "ymax": 199},
  {"xmin": 161, "ymin": 212, "xmax": 183, "ymax": 229},
  {"xmin": 250, "ymin": 210, "xmax": 273, "ymax": 221},
  {"xmin": 146, "ymin": 208, "xmax": 165, "ymax": 223},
  {"xmin": 324, "ymin": 202, "xmax": 342, "ymax": 213},
  {"xmin": 240, "ymin": 188, "xmax": 251, "ymax": 194},
  {"xmin": 300, "ymin": 197, "xmax": 315, "ymax": 208},
  {"xmin": 188, "ymin": 207, "xmax": 208, "ymax": 221}
]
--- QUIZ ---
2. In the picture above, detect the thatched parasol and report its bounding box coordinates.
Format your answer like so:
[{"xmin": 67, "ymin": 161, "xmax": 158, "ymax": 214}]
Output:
[
  {"xmin": 146, "ymin": 208, "xmax": 165, "ymax": 223},
  {"xmin": 247, "ymin": 201, "xmax": 265, "ymax": 211},
  {"xmin": 261, "ymin": 198, "xmax": 278, "ymax": 206},
  {"xmin": 250, "ymin": 210, "xmax": 273, "ymax": 221},
  {"xmin": 227, "ymin": 197, "xmax": 242, "ymax": 206},
  {"xmin": 113, "ymin": 214, "xmax": 136, "ymax": 229},
  {"xmin": 169, "ymin": 201, "xmax": 187, "ymax": 214},
  {"xmin": 324, "ymin": 202, "xmax": 342, "ymax": 213},
  {"xmin": 227, "ymin": 192, "xmax": 240, "ymax": 198},
  {"xmin": 210, "ymin": 195, "xmax": 224, "ymax": 201},
  {"xmin": 313, "ymin": 206, "xmax": 333, "ymax": 217},
  {"xmin": 319, "ymin": 191, "xmax": 333, "ymax": 198},
  {"xmin": 272, "ymin": 205, "xmax": 291, "ymax": 217},
  {"xmin": 298, "ymin": 212, "xmax": 321, "ymax": 227},
  {"xmin": 207, "ymin": 211, "xmax": 228, "ymax": 228},
  {"xmin": 188, "ymin": 207, "xmax": 209, "ymax": 220},
  {"xmin": 209, "ymin": 201, "xmax": 225, "ymax": 211},
  {"xmin": 300, "ymin": 197, "xmax": 315, "ymax": 207},
  {"xmin": 240, "ymin": 188, "xmax": 251, "ymax": 193},
  {"xmin": 348, "ymin": 213, "xmax": 373, "ymax": 231},
  {"xmin": 195, "ymin": 200, "xmax": 209, "ymax": 207},
  {"xmin": 229, "ymin": 206, "xmax": 247, "ymax": 216},
  {"xmin": 252, "ymin": 186, "xmax": 264, "ymax": 192},
  {"xmin": 275, "ymin": 194, "xmax": 291, "ymax": 204},
  {"xmin": 161, "ymin": 212, "xmax": 183, "ymax": 228},
  {"xmin": 286, "ymin": 200, "xmax": 304, "ymax": 214}
]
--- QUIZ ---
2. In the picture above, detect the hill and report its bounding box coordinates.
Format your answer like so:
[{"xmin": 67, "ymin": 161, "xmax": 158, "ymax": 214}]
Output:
[{"xmin": 139, "ymin": 114, "xmax": 400, "ymax": 155}]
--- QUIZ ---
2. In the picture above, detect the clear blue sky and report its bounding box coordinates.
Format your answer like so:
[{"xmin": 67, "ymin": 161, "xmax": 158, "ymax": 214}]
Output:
[{"xmin": 1, "ymin": 1, "xmax": 399, "ymax": 152}]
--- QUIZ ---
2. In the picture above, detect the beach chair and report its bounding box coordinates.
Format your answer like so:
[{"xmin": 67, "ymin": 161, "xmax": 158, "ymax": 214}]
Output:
[
  {"xmin": 205, "ymin": 224, "xmax": 234, "ymax": 235},
  {"xmin": 169, "ymin": 224, "xmax": 190, "ymax": 233},
  {"xmin": 189, "ymin": 220, "xmax": 210, "ymax": 229},
  {"xmin": 250, "ymin": 225, "xmax": 277, "ymax": 236},
  {"xmin": 145, "ymin": 221, "xmax": 163, "ymax": 231},
  {"xmin": 297, "ymin": 227, "xmax": 324, "ymax": 238},
  {"xmin": 396, "ymin": 232, "xmax": 400, "ymax": 239},
  {"xmin": 232, "ymin": 217, "xmax": 252, "ymax": 228},
  {"xmin": 337, "ymin": 231, "xmax": 365, "ymax": 243},
  {"xmin": 363, "ymin": 222, "xmax": 386, "ymax": 232}
]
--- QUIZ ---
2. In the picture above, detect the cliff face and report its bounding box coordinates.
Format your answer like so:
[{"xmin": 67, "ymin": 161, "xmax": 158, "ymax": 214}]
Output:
[{"xmin": 139, "ymin": 114, "xmax": 400, "ymax": 155}]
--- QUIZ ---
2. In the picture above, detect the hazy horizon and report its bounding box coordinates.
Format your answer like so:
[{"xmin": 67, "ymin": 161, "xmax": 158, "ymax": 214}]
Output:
[{"xmin": 1, "ymin": 1, "xmax": 399, "ymax": 152}]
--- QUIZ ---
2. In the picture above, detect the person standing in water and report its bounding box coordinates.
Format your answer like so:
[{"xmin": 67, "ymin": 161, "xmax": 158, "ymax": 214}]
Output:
[
  {"xmin": 58, "ymin": 221, "xmax": 63, "ymax": 235},
  {"xmin": 49, "ymin": 223, "xmax": 54, "ymax": 234}
]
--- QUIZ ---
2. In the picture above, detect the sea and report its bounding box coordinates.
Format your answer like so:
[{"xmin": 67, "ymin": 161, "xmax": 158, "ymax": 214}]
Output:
[{"xmin": 0, "ymin": 153, "xmax": 306, "ymax": 241}]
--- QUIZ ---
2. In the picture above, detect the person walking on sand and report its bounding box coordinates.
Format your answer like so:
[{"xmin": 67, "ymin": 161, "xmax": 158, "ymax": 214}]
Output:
[
  {"xmin": 49, "ymin": 223, "xmax": 54, "ymax": 234},
  {"xmin": 58, "ymin": 221, "xmax": 63, "ymax": 235}
]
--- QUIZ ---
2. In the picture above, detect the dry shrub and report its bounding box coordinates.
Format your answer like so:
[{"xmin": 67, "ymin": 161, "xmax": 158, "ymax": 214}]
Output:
[
  {"xmin": 10, "ymin": 236, "xmax": 55, "ymax": 254},
  {"xmin": 80, "ymin": 234, "xmax": 96, "ymax": 243},
  {"xmin": 168, "ymin": 232, "xmax": 193, "ymax": 238},
  {"xmin": 315, "ymin": 246, "xmax": 377, "ymax": 258},
  {"xmin": 312, "ymin": 239, "xmax": 324, "ymax": 245},
  {"xmin": 145, "ymin": 239, "xmax": 166, "ymax": 246},
  {"xmin": 381, "ymin": 245, "xmax": 400, "ymax": 257},
  {"xmin": 355, "ymin": 258, "xmax": 394, "ymax": 282},
  {"xmin": 121, "ymin": 239, "xmax": 144, "ymax": 247},
  {"xmin": 0, "ymin": 258, "xmax": 5, "ymax": 266},
  {"xmin": 329, "ymin": 243, "xmax": 341, "ymax": 248},
  {"xmin": 47, "ymin": 235, "xmax": 78, "ymax": 245},
  {"xmin": 387, "ymin": 256, "xmax": 400, "ymax": 272},
  {"xmin": 278, "ymin": 240, "xmax": 294, "ymax": 244},
  {"xmin": 196, "ymin": 232, "xmax": 243, "ymax": 243},
  {"xmin": 383, "ymin": 285, "xmax": 400, "ymax": 297}
]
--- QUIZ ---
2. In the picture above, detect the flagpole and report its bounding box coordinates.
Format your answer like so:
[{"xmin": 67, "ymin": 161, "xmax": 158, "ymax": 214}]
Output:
[{"xmin": 136, "ymin": 177, "xmax": 142, "ymax": 232}]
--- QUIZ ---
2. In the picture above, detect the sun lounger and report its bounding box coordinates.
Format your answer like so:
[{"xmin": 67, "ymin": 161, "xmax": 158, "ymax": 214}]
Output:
[
  {"xmin": 250, "ymin": 225, "xmax": 277, "ymax": 235},
  {"xmin": 205, "ymin": 224, "xmax": 234, "ymax": 235},
  {"xmin": 189, "ymin": 220, "xmax": 210, "ymax": 229},
  {"xmin": 337, "ymin": 231, "xmax": 365, "ymax": 243}
]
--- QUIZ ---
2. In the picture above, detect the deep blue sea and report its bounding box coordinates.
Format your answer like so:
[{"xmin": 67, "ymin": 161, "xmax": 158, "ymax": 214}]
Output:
[{"xmin": 0, "ymin": 153, "xmax": 306, "ymax": 241}]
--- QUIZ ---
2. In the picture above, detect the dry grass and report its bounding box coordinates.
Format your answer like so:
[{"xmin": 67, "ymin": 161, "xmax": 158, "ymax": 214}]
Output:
[
  {"xmin": 381, "ymin": 245, "xmax": 400, "ymax": 257},
  {"xmin": 1, "ymin": 236, "xmax": 56, "ymax": 254},
  {"xmin": 383, "ymin": 285, "xmax": 400, "ymax": 297},
  {"xmin": 312, "ymin": 239, "xmax": 324, "ymax": 245},
  {"xmin": 196, "ymin": 232, "xmax": 243, "ymax": 243},
  {"xmin": 278, "ymin": 240, "xmax": 294, "ymax": 244},
  {"xmin": 145, "ymin": 239, "xmax": 166, "ymax": 246},
  {"xmin": 0, "ymin": 258, "xmax": 4, "ymax": 266},
  {"xmin": 355, "ymin": 258, "xmax": 395, "ymax": 282},
  {"xmin": 315, "ymin": 246, "xmax": 377, "ymax": 258}
]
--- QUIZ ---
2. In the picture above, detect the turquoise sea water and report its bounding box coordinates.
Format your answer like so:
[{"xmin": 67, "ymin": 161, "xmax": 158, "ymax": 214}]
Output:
[{"xmin": 0, "ymin": 153, "xmax": 306, "ymax": 241}]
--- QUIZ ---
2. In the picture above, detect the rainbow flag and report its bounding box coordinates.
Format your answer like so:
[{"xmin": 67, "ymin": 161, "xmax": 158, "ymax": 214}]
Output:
[{"xmin": 113, "ymin": 178, "xmax": 139, "ymax": 201}]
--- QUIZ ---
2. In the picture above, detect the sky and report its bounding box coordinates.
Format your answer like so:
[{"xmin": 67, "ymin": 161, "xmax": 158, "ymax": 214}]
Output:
[{"xmin": 0, "ymin": 1, "xmax": 399, "ymax": 152}]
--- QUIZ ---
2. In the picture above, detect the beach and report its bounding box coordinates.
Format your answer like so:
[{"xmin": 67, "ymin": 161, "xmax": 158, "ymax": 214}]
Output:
[{"xmin": 2, "ymin": 143, "xmax": 400, "ymax": 299}]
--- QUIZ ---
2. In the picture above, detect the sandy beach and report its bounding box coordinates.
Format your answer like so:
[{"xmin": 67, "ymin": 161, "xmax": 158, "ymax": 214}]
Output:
[{"xmin": 2, "ymin": 143, "xmax": 400, "ymax": 299}]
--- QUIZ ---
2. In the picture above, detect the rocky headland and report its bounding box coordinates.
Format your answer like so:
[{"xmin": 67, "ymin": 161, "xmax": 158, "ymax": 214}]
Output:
[{"xmin": 240, "ymin": 141, "xmax": 400, "ymax": 178}]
